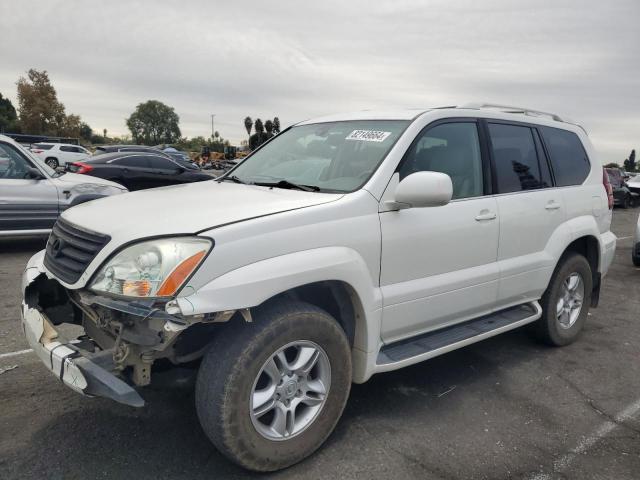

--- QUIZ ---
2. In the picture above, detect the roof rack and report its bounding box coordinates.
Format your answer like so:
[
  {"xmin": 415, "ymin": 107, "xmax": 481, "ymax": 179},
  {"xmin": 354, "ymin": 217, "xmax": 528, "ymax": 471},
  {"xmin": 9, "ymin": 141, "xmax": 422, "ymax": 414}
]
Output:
[{"xmin": 459, "ymin": 103, "xmax": 567, "ymax": 123}]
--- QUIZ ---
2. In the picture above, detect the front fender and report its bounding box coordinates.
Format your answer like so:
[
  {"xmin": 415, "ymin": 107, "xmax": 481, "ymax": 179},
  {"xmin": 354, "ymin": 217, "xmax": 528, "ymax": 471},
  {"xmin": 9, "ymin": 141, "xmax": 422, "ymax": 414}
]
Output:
[{"xmin": 176, "ymin": 246, "xmax": 382, "ymax": 353}]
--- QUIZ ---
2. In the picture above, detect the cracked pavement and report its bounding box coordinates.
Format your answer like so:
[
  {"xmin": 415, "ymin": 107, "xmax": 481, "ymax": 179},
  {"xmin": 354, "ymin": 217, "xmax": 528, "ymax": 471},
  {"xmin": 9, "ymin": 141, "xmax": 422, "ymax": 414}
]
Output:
[{"xmin": 1, "ymin": 209, "xmax": 639, "ymax": 479}]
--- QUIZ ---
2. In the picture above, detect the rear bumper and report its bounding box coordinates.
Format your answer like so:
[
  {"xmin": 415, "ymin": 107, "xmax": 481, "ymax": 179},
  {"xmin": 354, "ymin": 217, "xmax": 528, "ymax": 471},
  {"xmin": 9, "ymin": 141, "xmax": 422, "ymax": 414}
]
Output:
[
  {"xmin": 21, "ymin": 251, "xmax": 144, "ymax": 407},
  {"xmin": 599, "ymin": 230, "xmax": 617, "ymax": 277}
]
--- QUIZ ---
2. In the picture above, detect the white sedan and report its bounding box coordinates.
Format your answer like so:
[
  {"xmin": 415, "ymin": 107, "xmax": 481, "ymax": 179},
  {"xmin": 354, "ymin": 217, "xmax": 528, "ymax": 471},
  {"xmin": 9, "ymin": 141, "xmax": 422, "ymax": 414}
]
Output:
[{"xmin": 30, "ymin": 142, "xmax": 90, "ymax": 169}]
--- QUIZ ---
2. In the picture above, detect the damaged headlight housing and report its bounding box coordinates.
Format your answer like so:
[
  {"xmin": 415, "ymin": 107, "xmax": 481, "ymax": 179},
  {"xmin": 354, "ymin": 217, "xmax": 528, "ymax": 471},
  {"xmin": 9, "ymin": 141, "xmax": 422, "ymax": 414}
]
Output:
[{"xmin": 90, "ymin": 237, "xmax": 212, "ymax": 298}]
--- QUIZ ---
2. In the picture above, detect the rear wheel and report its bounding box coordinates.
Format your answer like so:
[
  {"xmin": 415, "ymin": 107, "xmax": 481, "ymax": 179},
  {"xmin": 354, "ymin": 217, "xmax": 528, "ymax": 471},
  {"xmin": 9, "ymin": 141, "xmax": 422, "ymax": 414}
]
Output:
[
  {"xmin": 45, "ymin": 157, "xmax": 58, "ymax": 169},
  {"xmin": 195, "ymin": 300, "xmax": 352, "ymax": 472},
  {"xmin": 534, "ymin": 253, "xmax": 593, "ymax": 346}
]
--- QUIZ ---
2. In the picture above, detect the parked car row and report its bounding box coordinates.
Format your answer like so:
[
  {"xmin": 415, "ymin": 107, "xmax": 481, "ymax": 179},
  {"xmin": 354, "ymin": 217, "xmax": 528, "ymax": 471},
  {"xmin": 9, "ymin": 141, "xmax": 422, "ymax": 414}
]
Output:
[
  {"xmin": 605, "ymin": 167, "xmax": 639, "ymax": 208},
  {"xmin": 66, "ymin": 152, "xmax": 212, "ymax": 191}
]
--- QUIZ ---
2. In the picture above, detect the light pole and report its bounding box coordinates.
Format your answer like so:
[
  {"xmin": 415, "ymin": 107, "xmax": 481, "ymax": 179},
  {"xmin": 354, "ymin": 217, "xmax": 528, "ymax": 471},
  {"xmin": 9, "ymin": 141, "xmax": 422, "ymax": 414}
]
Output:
[{"xmin": 211, "ymin": 114, "xmax": 216, "ymax": 140}]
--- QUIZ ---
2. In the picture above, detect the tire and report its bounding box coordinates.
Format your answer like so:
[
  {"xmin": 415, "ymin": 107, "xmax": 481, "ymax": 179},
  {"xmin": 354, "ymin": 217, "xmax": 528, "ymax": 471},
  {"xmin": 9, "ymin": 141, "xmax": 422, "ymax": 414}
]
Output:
[
  {"xmin": 632, "ymin": 243, "xmax": 640, "ymax": 267},
  {"xmin": 45, "ymin": 157, "xmax": 58, "ymax": 169},
  {"xmin": 534, "ymin": 253, "xmax": 593, "ymax": 346},
  {"xmin": 195, "ymin": 300, "xmax": 352, "ymax": 472}
]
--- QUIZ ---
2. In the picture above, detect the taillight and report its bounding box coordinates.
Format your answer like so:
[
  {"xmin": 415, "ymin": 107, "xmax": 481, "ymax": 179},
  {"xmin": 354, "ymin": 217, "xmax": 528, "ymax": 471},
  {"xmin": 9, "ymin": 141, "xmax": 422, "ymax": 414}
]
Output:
[
  {"xmin": 603, "ymin": 168, "xmax": 614, "ymax": 210},
  {"xmin": 70, "ymin": 162, "xmax": 93, "ymax": 174}
]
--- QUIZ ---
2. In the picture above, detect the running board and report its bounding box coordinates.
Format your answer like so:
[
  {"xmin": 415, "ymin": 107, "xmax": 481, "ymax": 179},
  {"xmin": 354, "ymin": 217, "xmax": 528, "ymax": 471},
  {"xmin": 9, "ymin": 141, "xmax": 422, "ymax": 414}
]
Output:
[{"xmin": 376, "ymin": 302, "xmax": 542, "ymax": 371}]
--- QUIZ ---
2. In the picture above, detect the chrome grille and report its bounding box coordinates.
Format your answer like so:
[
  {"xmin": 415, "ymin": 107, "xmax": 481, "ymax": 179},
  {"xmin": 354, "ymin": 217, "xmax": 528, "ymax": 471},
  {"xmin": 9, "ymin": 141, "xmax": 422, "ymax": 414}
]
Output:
[{"xmin": 44, "ymin": 218, "xmax": 110, "ymax": 284}]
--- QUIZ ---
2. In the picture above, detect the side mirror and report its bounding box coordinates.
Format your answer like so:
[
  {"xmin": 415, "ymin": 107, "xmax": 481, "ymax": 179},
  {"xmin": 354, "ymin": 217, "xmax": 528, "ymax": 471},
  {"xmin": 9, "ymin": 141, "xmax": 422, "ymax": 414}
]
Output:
[
  {"xmin": 389, "ymin": 171, "xmax": 453, "ymax": 210},
  {"xmin": 26, "ymin": 167, "xmax": 46, "ymax": 180}
]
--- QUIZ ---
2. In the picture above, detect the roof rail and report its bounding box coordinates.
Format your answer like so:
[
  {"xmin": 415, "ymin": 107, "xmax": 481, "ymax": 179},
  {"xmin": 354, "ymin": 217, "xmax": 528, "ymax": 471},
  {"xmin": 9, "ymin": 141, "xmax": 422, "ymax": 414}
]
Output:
[{"xmin": 459, "ymin": 103, "xmax": 566, "ymax": 123}]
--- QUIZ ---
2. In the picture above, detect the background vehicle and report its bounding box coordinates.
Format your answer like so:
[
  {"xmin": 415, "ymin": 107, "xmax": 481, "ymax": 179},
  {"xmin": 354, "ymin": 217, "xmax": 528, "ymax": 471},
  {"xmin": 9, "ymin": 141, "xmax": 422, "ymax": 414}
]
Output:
[
  {"xmin": 21, "ymin": 105, "xmax": 616, "ymax": 471},
  {"xmin": 66, "ymin": 152, "xmax": 212, "ymax": 190},
  {"xmin": 93, "ymin": 144, "xmax": 164, "ymax": 155},
  {"xmin": 30, "ymin": 142, "xmax": 90, "ymax": 169},
  {"xmin": 605, "ymin": 167, "xmax": 634, "ymax": 208},
  {"xmin": 0, "ymin": 134, "xmax": 126, "ymax": 237}
]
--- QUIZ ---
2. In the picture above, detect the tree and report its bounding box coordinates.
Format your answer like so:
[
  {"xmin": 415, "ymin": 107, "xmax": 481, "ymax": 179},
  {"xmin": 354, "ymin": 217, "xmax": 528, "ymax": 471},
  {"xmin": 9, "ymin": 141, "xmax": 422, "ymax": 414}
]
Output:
[
  {"xmin": 244, "ymin": 116, "xmax": 253, "ymax": 144},
  {"xmin": 0, "ymin": 93, "xmax": 18, "ymax": 133},
  {"xmin": 250, "ymin": 118, "xmax": 267, "ymax": 150},
  {"xmin": 56, "ymin": 113, "xmax": 82, "ymax": 138},
  {"xmin": 629, "ymin": 150, "xmax": 636, "ymax": 172},
  {"xmin": 16, "ymin": 69, "xmax": 66, "ymax": 135},
  {"xmin": 214, "ymin": 131, "xmax": 220, "ymax": 141},
  {"xmin": 273, "ymin": 117, "xmax": 280, "ymax": 134},
  {"xmin": 126, "ymin": 100, "xmax": 181, "ymax": 145},
  {"xmin": 264, "ymin": 119, "xmax": 274, "ymax": 135},
  {"xmin": 79, "ymin": 122, "xmax": 93, "ymax": 141}
]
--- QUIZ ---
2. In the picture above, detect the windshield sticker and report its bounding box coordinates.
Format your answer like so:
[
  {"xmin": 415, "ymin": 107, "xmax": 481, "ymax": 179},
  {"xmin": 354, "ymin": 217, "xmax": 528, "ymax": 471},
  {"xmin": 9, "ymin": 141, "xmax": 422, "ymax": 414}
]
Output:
[{"xmin": 345, "ymin": 130, "xmax": 392, "ymax": 142}]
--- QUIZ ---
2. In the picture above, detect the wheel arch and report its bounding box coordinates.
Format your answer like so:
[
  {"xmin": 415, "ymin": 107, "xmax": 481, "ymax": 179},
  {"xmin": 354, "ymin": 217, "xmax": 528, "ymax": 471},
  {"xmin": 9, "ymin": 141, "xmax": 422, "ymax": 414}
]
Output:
[{"xmin": 559, "ymin": 234, "xmax": 601, "ymax": 306}]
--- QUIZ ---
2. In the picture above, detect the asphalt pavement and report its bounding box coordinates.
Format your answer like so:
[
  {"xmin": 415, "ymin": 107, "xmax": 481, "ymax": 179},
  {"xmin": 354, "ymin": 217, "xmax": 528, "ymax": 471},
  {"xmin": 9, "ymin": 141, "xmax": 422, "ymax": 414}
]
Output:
[{"xmin": 1, "ymin": 209, "xmax": 639, "ymax": 479}]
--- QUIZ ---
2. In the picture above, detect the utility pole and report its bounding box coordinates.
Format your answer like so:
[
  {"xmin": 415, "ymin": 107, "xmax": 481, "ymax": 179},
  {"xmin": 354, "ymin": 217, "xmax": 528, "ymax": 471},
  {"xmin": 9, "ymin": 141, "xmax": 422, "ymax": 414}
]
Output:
[{"xmin": 211, "ymin": 114, "xmax": 216, "ymax": 139}]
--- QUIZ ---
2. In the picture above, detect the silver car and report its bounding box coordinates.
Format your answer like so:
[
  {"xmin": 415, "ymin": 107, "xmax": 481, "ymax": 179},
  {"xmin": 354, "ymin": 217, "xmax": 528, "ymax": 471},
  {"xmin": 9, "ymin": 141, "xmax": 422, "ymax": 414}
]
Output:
[{"xmin": 0, "ymin": 135, "xmax": 127, "ymax": 237}]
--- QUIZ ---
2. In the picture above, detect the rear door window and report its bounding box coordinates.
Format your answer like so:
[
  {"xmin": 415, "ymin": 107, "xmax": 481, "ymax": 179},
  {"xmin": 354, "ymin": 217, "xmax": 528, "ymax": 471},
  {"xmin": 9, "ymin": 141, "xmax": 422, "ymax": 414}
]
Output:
[
  {"xmin": 147, "ymin": 156, "xmax": 176, "ymax": 170},
  {"xmin": 112, "ymin": 156, "xmax": 150, "ymax": 168},
  {"xmin": 539, "ymin": 126, "xmax": 590, "ymax": 187},
  {"xmin": 489, "ymin": 123, "xmax": 551, "ymax": 193}
]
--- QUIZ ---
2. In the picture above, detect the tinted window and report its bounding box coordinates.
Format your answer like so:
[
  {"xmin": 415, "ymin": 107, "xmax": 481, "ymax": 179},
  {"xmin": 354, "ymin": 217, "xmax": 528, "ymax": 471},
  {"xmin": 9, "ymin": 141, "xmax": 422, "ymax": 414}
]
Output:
[
  {"xmin": 147, "ymin": 156, "xmax": 175, "ymax": 169},
  {"xmin": 489, "ymin": 123, "xmax": 551, "ymax": 193},
  {"xmin": 33, "ymin": 144, "xmax": 54, "ymax": 150},
  {"xmin": 399, "ymin": 122, "xmax": 483, "ymax": 199},
  {"xmin": 113, "ymin": 156, "xmax": 150, "ymax": 168},
  {"xmin": 60, "ymin": 146, "xmax": 74, "ymax": 152},
  {"xmin": 540, "ymin": 127, "xmax": 590, "ymax": 187}
]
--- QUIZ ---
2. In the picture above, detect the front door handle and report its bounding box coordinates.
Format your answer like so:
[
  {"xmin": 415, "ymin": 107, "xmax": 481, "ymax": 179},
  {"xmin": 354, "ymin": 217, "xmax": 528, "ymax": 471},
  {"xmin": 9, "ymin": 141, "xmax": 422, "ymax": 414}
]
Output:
[
  {"xmin": 475, "ymin": 211, "xmax": 497, "ymax": 221},
  {"xmin": 545, "ymin": 201, "xmax": 561, "ymax": 210}
]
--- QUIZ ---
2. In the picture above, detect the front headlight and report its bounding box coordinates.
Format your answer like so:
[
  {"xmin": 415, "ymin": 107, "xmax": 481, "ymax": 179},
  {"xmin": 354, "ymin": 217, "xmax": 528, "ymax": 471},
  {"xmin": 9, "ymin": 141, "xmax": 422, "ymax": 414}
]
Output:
[{"xmin": 90, "ymin": 237, "xmax": 212, "ymax": 298}]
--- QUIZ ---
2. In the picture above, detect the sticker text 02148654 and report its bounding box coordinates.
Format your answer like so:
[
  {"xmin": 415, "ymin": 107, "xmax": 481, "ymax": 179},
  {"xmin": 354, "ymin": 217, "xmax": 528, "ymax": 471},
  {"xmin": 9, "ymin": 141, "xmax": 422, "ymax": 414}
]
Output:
[{"xmin": 345, "ymin": 130, "xmax": 392, "ymax": 142}]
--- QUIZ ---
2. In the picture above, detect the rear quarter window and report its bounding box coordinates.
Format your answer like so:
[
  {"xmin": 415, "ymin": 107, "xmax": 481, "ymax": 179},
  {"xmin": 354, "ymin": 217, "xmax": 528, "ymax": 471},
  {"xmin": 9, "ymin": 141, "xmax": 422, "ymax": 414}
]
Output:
[{"xmin": 540, "ymin": 127, "xmax": 590, "ymax": 187}]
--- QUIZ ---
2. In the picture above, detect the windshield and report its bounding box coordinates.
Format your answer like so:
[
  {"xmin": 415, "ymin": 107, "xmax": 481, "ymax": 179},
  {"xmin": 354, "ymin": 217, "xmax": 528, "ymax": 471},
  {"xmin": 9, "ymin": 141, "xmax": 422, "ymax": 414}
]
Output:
[{"xmin": 228, "ymin": 120, "xmax": 409, "ymax": 192}]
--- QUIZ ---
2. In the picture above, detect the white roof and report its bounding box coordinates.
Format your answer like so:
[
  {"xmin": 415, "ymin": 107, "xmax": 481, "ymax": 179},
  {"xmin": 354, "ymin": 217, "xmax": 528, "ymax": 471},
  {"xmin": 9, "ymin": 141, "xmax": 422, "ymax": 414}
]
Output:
[{"xmin": 297, "ymin": 109, "xmax": 428, "ymax": 124}]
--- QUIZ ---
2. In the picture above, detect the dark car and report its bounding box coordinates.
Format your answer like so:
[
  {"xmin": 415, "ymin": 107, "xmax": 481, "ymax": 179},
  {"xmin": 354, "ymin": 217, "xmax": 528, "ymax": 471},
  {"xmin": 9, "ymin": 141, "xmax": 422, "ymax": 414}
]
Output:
[
  {"xmin": 605, "ymin": 168, "xmax": 633, "ymax": 208},
  {"xmin": 66, "ymin": 152, "xmax": 213, "ymax": 191}
]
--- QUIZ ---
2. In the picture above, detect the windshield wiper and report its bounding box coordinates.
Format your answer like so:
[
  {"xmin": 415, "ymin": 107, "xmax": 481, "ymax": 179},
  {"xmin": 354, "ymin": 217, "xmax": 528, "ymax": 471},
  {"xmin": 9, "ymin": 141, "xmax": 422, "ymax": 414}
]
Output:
[
  {"xmin": 254, "ymin": 179, "xmax": 320, "ymax": 192},
  {"xmin": 218, "ymin": 175, "xmax": 250, "ymax": 184}
]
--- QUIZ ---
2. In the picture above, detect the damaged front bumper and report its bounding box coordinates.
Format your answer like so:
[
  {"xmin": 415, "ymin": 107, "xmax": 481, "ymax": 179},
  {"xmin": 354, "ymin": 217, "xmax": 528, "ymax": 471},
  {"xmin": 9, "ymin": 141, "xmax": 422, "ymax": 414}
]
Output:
[
  {"xmin": 21, "ymin": 302, "xmax": 145, "ymax": 407},
  {"xmin": 20, "ymin": 250, "xmax": 160, "ymax": 408}
]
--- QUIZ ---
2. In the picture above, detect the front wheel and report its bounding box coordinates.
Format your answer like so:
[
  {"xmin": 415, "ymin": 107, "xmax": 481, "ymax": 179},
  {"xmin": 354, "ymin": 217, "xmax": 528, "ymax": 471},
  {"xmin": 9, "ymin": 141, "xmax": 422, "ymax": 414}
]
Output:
[
  {"xmin": 534, "ymin": 253, "xmax": 593, "ymax": 346},
  {"xmin": 195, "ymin": 300, "xmax": 352, "ymax": 472},
  {"xmin": 45, "ymin": 157, "xmax": 59, "ymax": 169}
]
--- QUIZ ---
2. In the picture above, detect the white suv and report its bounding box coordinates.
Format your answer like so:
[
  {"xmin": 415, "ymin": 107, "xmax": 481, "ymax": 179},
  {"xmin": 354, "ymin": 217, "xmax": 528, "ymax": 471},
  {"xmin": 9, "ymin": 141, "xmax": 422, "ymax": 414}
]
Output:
[
  {"xmin": 30, "ymin": 142, "xmax": 90, "ymax": 169},
  {"xmin": 21, "ymin": 104, "xmax": 616, "ymax": 471}
]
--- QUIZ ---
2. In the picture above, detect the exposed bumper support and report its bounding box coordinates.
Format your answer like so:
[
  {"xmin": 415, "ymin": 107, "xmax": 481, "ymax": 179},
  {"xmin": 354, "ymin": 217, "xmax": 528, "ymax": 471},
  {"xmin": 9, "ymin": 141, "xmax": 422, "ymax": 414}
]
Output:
[{"xmin": 21, "ymin": 302, "xmax": 144, "ymax": 407}]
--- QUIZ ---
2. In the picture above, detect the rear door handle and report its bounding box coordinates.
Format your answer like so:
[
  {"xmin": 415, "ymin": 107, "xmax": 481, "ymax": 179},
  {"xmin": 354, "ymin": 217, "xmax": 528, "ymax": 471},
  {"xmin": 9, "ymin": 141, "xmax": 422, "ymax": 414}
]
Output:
[
  {"xmin": 475, "ymin": 211, "xmax": 497, "ymax": 221},
  {"xmin": 545, "ymin": 201, "xmax": 561, "ymax": 210}
]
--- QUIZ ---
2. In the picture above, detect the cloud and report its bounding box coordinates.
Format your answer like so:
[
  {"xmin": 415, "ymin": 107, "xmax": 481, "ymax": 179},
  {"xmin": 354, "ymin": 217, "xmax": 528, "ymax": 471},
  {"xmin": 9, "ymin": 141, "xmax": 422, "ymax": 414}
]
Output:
[{"xmin": 0, "ymin": 0, "xmax": 638, "ymax": 161}]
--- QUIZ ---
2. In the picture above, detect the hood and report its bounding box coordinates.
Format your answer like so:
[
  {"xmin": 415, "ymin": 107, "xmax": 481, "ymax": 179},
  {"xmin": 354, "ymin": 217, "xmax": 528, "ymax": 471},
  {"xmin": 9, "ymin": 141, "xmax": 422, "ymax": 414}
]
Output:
[
  {"xmin": 52, "ymin": 172, "xmax": 127, "ymax": 190},
  {"xmin": 61, "ymin": 180, "xmax": 342, "ymax": 240}
]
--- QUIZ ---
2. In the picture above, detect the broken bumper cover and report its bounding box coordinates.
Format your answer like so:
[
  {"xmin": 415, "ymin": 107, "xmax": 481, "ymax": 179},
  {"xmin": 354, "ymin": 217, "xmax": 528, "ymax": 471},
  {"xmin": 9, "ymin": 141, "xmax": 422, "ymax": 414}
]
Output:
[
  {"xmin": 21, "ymin": 302, "xmax": 145, "ymax": 407},
  {"xmin": 21, "ymin": 251, "xmax": 145, "ymax": 408}
]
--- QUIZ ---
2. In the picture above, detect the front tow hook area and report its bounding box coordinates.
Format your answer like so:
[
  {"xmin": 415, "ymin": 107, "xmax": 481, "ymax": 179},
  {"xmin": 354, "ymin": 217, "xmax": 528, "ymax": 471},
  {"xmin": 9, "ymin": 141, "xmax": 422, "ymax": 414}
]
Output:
[{"xmin": 22, "ymin": 304, "xmax": 145, "ymax": 408}]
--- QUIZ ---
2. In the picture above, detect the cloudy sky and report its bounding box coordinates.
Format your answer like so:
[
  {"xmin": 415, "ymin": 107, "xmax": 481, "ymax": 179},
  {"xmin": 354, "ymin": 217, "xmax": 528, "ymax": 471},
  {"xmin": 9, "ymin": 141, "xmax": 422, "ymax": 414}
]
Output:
[{"xmin": 1, "ymin": 0, "xmax": 638, "ymax": 162}]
